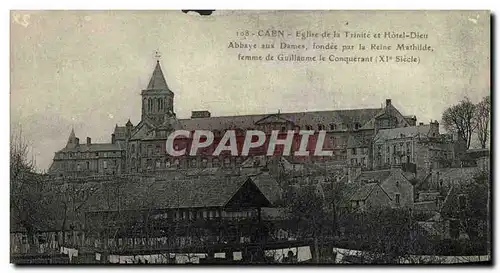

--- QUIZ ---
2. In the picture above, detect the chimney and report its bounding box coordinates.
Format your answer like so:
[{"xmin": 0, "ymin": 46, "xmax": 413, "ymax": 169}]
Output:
[
  {"xmin": 191, "ymin": 110, "xmax": 211, "ymax": 119},
  {"xmin": 86, "ymin": 137, "xmax": 91, "ymax": 145},
  {"xmin": 111, "ymin": 133, "xmax": 116, "ymax": 144},
  {"xmin": 75, "ymin": 137, "xmax": 80, "ymax": 145},
  {"xmin": 430, "ymin": 120, "xmax": 440, "ymax": 136},
  {"xmin": 386, "ymin": 99, "xmax": 392, "ymax": 107},
  {"xmin": 419, "ymin": 122, "xmax": 424, "ymax": 126}
]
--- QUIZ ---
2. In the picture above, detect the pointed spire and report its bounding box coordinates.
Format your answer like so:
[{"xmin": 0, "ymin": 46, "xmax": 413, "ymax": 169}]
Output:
[
  {"xmin": 126, "ymin": 119, "xmax": 133, "ymax": 127},
  {"xmin": 66, "ymin": 128, "xmax": 76, "ymax": 147},
  {"xmin": 146, "ymin": 61, "xmax": 170, "ymax": 90}
]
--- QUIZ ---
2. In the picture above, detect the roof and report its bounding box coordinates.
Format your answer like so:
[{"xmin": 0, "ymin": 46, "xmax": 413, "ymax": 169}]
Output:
[
  {"xmin": 85, "ymin": 175, "xmax": 272, "ymax": 212},
  {"xmin": 355, "ymin": 170, "xmax": 392, "ymax": 184},
  {"xmin": 418, "ymin": 192, "xmax": 440, "ymax": 202},
  {"xmin": 414, "ymin": 201, "xmax": 439, "ymax": 211},
  {"xmin": 435, "ymin": 167, "xmax": 478, "ymax": 185},
  {"xmin": 251, "ymin": 172, "xmax": 283, "ymax": 204},
  {"xmin": 178, "ymin": 108, "xmax": 382, "ymax": 132},
  {"xmin": 347, "ymin": 134, "xmax": 371, "ymax": 148},
  {"xmin": 146, "ymin": 61, "xmax": 170, "ymax": 91},
  {"xmin": 350, "ymin": 183, "xmax": 379, "ymax": 201},
  {"xmin": 373, "ymin": 125, "xmax": 431, "ymax": 142},
  {"xmin": 464, "ymin": 149, "xmax": 490, "ymax": 159},
  {"xmin": 59, "ymin": 143, "xmax": 123, "ymax": 153},
  {"xmin": 113, "ymin": 125, "xmax": 128, "ymax": 140}
]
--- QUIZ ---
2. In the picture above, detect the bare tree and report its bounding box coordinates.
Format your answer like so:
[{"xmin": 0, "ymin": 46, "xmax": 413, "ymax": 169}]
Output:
[
  {"xmin": 474, "ymin": 95, "xmax": 491, "ymax": 149},
  {"xmin": 10, "ymin": 129, "xmax": 47, "ymax": 253},
  {"xmin": 442, "ymin": 97, "xmax": 477, "ymax": 149}
]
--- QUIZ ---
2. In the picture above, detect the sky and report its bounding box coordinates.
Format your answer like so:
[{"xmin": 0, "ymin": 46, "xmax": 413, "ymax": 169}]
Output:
[{"xmin": 10, "ymin": 10, "xmax": 490, "ymax": 171}]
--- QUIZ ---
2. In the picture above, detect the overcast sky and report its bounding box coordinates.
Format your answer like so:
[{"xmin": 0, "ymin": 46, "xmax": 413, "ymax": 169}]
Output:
[{"xmin": 10, "ymin": 10, "xmax": 490, "ymax": 171}]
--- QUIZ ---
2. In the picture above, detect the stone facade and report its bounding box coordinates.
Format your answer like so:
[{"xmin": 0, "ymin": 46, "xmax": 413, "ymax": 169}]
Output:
[{"xmin": 48, "ymin": 61, "xmax": 418, "ymax": 177}]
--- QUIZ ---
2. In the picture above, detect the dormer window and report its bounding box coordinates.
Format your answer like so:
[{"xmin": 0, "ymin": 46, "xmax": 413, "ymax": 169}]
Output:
[{"xmin": 330, "ymin": 124, "xmax": 337, "ymax": 131}]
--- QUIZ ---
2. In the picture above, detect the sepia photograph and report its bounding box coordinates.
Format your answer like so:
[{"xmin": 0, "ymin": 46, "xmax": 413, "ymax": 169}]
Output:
[{"xmin": 9, "ymin": 10, "xmax": 491, "ymax": 265}]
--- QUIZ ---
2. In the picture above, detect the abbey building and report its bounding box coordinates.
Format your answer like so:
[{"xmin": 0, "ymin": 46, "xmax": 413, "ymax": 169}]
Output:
[{"xmin": 48, "ymin": 61, "xmax": 461, "ymax": 177}]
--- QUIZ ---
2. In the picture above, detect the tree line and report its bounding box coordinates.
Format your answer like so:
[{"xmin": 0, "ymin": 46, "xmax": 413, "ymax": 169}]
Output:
[{"xmin": 442, "ymin": 95, "xmax": 490, "ymax": 149}]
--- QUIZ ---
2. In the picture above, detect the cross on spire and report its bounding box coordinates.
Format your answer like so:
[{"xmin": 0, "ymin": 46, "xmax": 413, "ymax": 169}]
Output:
[{"xmin": 154, "ymin": 50, "xmax": 162, "ymax": 63}]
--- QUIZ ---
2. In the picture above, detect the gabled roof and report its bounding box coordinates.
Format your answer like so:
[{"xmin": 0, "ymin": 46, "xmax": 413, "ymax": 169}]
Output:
[
  {"xmin": 251, "ymin": 172, "xmax": 283, "ymax": 204},
  {"xmin": 84, "ymin": 175, "xmax": 272, "ymax": 212},
  {"xmin": 360, "ymin": 102, "xmax": 411, "ymax": 130},
  {"xmin": 113, "ymin": 125, "xmax": 128, "ymax": 140},
  {"xmin": 255, "ymin": 114, "xmax": 294, "ymax": 125},
  {"xmin": 146, "ymin": 61, "xmax": 170, "ymax": 91},
  {"xmin": 347, "ymin": 134, "xmax": 371, "ymax": 148},
  {"xmin": 350, "ymin": 183, "xmax": 379, "ymax": 201}
]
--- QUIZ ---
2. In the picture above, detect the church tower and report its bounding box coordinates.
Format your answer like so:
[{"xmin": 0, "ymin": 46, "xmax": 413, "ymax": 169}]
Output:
[{"xmin": 141, "ymin": 59, "xmax": 175, "ymax": 125}]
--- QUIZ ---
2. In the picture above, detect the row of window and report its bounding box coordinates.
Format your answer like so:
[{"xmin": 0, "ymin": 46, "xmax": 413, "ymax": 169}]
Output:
[
  {"xmin": 60, "ymin": 159, "xmax": 119, "ymax": 171},
  {"xmin": 145, "ymin": 97, "xmax": 172, "ymax": 113},
  {"xmin": 151, "ymin": 209, "xmax": 257, "ymax": 221},
  {"xmin": 58, "ymin": 151, "xmax": 122, "ymax": 159},
  {"xmin": 350, "ymin": 147, "xmax": 369, "ymax": 155},
  {"xmin": 376, "ymin": 142, "xmax": 414, "ymax": 156},
  {"xmin": 350, "ymin": 157, "xmax": 367, "ymax": 167},
  {"xmin": 131, "ymin": 157, "xmax": 243, "ymax": 170}
]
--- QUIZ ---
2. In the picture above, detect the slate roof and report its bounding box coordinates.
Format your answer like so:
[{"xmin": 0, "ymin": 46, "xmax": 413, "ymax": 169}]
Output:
[
  {"xmin": 349, "ymin": 183, "xmax": 379, "ymax": 201},
  {"xmin": 433, "ymin": 167, "xmax": 478, "ymax": 186},
  {"xmin": 146, "ymin": 61, "xmax": 170, "ymax": 91},
  {"xmin": 355, "ymin": 170, "xmax": 392, "ymax": 184},
  {"xmin": 347, "ymin": 134, "xmax": 371, "ymax": 148},
  {"xmin": 84, "ymin": 175, "xmax": 272, "ymax": 212},
  {"xmin": 113, "ymin": 125, "xmax": 127, "ymax": 140},
  {"xmin": 178, "ymin": 108, "xmax": 381, "ymax": 131},
  {"xmin": 59, "ymin": 143, "xmax": 123, "ymax": 153},
  {"xmin": 373, "ymin": 125, "xmax": 432, "ymax": 142},
  {"xmin": 414, "ymin": 201, "xmax": 439, "ymax": 211},
  {"xmin": 251, "ymin": 172, "xmax": 283, "ymax": 204}
]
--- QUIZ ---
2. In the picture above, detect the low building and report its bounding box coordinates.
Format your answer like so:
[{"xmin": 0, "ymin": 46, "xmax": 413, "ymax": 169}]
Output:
[
  {"xmin": 357, "ymin": 169, "xmax": 414, "ymax": 209},
  {"xmin": 83, "ymin": 175, "xmax": 274, "ymax": 250},
  {"xmin": 371, "ymin": 121, "xmax": 464, "ymax": 180},
  {"xmin": 49, "ymin": 129, "xmax": 126, "ymax": 177}
]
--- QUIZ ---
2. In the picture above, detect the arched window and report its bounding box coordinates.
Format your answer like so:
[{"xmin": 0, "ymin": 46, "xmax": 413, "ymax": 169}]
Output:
[
  {"xmin": 147, "ymin": 98, "xmax": 152, "ymax": 112},
  {"xmin": 157, "ymin": 98, "xmax": 161, "ymax": 111}
]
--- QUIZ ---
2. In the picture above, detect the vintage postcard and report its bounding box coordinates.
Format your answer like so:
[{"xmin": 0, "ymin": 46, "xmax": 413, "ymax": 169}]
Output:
[{"xmin": 10, "ymin": 10, "xmax": 491, "ymax": 265}]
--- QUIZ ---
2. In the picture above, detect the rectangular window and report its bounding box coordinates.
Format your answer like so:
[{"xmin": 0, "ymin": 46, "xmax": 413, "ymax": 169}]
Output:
[
  {"xmin": 458, "ymin": 195, "xmax": 467, "ymax": 210},
  {"xmin": 395, "ymin": 194, "xmax": 400, "ymax": 205},
  {"xmin": 103, "ymin": 161, "xmax": 108, "ymax": 169},
  {"xmin": 352, "ymin": 148, "xmax": 357, "ymax": 155}
]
